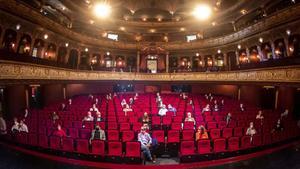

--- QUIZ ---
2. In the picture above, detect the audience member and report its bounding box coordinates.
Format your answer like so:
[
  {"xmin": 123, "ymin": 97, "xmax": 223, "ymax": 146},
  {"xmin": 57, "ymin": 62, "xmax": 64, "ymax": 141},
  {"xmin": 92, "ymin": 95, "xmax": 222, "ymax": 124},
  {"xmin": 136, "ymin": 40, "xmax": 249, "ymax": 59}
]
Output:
[
  {"xmin": 24, "ymin": 108, "xmax": 29, "ymax": 119},
  {"xmin": 0, "ymin": 114, "xmax": 7, "ymax": 135},
  {"xmin": 138, "ymin": 127, "xmax": 154, "ymax": 162},
  {"xmin": 52, "ymin": 124, "xmax": 67, "ymax": 138},
  {"xmin": 95, "ymin": 111, "xmax": 103, "ymax": 122},
  {"xmin": 134, "ymin": 93, "xmax": 138, "ymax": 100},
  {"xmin": 240, "ymin": 103, "xmax": 245, "ymax": 112},
  {"xmin": 141, "ymin": 112, "xmax": 150, "ymax": 125},
  {"xmin": 123, "ymin": 104, "xmax": 133, "ymax": 116},
  {"xmin": 60, "ymin": 103, "xmax": 67, "ymax": 111},
  {"xmin": 226, "ymin": 112, "xmax": 232, "ymax": 126},
  {"xmin": 11, "ymin": 118, "xmax": 19, "ymax": 133},
  {"xmin": 158, "ymin": 104, "xmax": 168, "ymax": 116},
  {"xmin": 82, "ymin": 111, "xmax": 94, "ymax": 122},
  {"xmin": 213, "ymin": 104, "xmax": 219, "ymax": 111},
  {"xmin": 272, "ymin": 119, "xmax": 284, "ymax": 133},
  {"xmin": 121, "ymin": 99, "xmax": 127, "ymax": 107},
  {"xmin": 195, "ymin": 125, "xmax": 208, "ymax": 141},
  {"xmin": 281, "ymin": 109, "xmax": 289, "ymax": 119},
  {"xmin": 129, "ymin": 97, "xmax": 134, "ymax": 105},
  {"xmin": 184, "ymin": 112, "xmax": 196, "ymax": 125},
  {"xmin": 256, "ymin": 110, "xmax": 264, "ymax": 125},
  {"xmin": 246, "ymin": 122, "xmax": 256, "ymax": 142},
  {"xmin": 89, "ymin": 125, "xmax": 106, "ymax": 143},
  {"xmin": 68, "ymin": 98, "xmax": 72, "ymax": 105},
  {"xmin": 94, "ymin": 98, "xmax": 99, "ymax": 105},
  {"xmin": 167, "ymin": 104, "xmax": 177, "ymax": 115},
  {"xmin": 90, "ymin": 104, "xmax": 99, "ymax": 112},
  {"xmin": 51, "ymin": 112, "xmax": 59, "ymax": 123},
  {"xmin": 202, "ymin": 104, "xmax": 211, "ymax": 113},
  {"xmin": 18, "ymin": 120, "xmax": 28, "ymax": 133}
]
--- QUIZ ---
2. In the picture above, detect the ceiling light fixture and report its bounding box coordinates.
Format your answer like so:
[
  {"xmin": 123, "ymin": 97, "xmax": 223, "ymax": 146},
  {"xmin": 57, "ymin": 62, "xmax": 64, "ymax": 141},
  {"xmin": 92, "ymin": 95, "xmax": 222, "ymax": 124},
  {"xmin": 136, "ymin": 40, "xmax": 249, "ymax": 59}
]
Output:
[
  {"xmin": 65, "ymin": 43, "xmax": 69, "ymax": 47},
  {"xmin": 237, "ymin": 44, "xmax": 241, "ymax": 49},
  {"xmin": 192, "ymin": 4, "xmax": 212, "ymax": 20},
  {"xmin": 259, "ymin": 37, "xmax": 263, "ymax": 43},
  {"xmin": 180, "ymin": 27, "xmax": 186, "ymax": 31},
  {"xmin": 44, "ymin": 34, "xmax": 48, "ymax": 39},
  {"xmin": 196, "ymin": 53, "xmax": 200, "ymax": 56},
  {"xmin": 149, "ymin": 29, "xmax": 156, "ymax": 33},
  {"xmin": 120, "ymin": 27, "xmax": 125, "ymax": 31},
  {"xmin": 240, "ymin": 9, "xmax": 247, "ymax": 15},
  {"xmin": 286, "ymin": 29, "xmax": 291, "ymax": 35},
  {"xmin": 85, "ymin": 48, "xmax": 88, "ymax": 52},
  {"xmin": 16, "ymin": 24, "xmax": 21, "ymax": 30},
  {"xmin": 93, "ymin": 2, "xmax": 111, "ymax": 19},
  {"xmin": 217, "ymin": 49, "xmax": 221, "ymax": 54}
]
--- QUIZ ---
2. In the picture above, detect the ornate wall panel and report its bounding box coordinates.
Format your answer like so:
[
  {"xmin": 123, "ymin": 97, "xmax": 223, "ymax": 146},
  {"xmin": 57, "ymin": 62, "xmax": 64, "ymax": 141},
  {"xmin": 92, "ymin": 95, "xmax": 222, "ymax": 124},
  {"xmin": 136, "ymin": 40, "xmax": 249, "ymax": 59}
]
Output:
[{"xmin": 1, "ymin": 61, "xmax": 300, "ymax": 83}]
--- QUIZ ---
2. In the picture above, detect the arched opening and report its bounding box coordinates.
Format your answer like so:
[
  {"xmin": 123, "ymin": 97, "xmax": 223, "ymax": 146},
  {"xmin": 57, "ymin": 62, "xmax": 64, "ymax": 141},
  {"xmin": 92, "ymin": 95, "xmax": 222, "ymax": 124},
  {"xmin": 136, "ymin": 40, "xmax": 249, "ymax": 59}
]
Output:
[
  {"xmin": 17, "ymin": 34, "xmax": 32, "ymax": 55},
  {"xmin": 249, "ymin": 46, "xmax": 260, "ymax": 63},
  {"xmin": 115, "ymin": 56, "xmax": 125, "ymax": 71},
  {"xmin": 68, "ymin": 49, "xmax": 78, "ymax": 69},
  {"xmin": 90, "ymin": 53, "xmax": 100, "ymax": 70},
  {"xmin": 179, "ymin": 56, "xmax": 191, "ymax": 72},
  {"xmin": 79, "ymin": 51, "xmax": 90, "ymax": 69},
  {"xmin": 44, "ymin": 43, "xmax": 56, "ymax": 60},
  {"xmin": 288, "ymin": 34, "xmax": 300, "ymax": 57},
  {"xmin": 2, "ymin": 29, "xmax": 17, "ymax": 52},
  {"xmin": 227, "ymin": 51, "xmax": 237, "ymax": 70},
  {"xmin": 192, "ymin": 56, "xmax": 201, "ymax": 71},
  {"xmin": 32, "ymin": 39, "xmax": 44, "ymax": 58},
  {"xmin": 238, "ymin": 49, "xmax": 248, "ymax": 64},
  {"xmin": 274, "ymin": 38, "xmax": 287, "ymax": 58},
  {"xmin": 261, "ymin": 42, "xmax": 273, "ymax": 60},
  {"xmin": 104, "ymin": 54, "xmax": 113, "ymax": 68},
  {"xmin": 204, "ymin": 55, "xmax": 213, "ymax": 71},
  {"xmin": 126, "ymin": 56, "xmax": 136, "ymax": 72},
  {"xmin": 215, "ymin": 53, "xmax": 224, "ymax": 70},
  {"xmin": 57, "ymin": 46, "xmax": 67, "ymax": 64}
]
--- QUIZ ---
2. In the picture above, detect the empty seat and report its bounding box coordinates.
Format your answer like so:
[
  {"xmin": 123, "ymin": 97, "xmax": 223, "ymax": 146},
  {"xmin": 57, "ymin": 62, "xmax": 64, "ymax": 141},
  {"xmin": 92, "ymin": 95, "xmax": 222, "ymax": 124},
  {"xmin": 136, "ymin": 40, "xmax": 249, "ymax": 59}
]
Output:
[
  {"xmin": 171, "ymin": 123, "xmax": 182, "ymax": 130},
  {"xmin": 233, "ymin": 127, "xmax": 243, "ymax": 137},
  {"xmin": 167, "ymin": 130, "xmax": 180, "ymax": 143},
  {"xmin": 197, "ymin": 139, "xmax": 211, "ymax": 154},
  {"xmin": 62, "ymin": 137, "xmax": 74, "ymax": 152},
  {"xmin": 49, "ymin": 136, "xmax": 61, "ymax": 150},
  {"xmin": 228, "ymin": 137, "xmax": 240, "ymax": 151},
  {"xmin": 38, "ymin": 134, "xmax": 48, "ymax": 148},
  {"xmin": 119, "ymin": 123, "xmax": 130, "ymax": 131},
  {"xmin": 76, "ymin": 139, "xmax": 89, "ymax": 154},
  {"xmin": 182, "ymin": 130, "xmax": 194, "ymax": 141},
  {"xmin": 180, "ymin": 141, "xmax": 195, "ymax": 156},
  {"xmin": 252, "ymin": 135, "xmax": 262, "ymax": 146},
  {"xmin": 213, "ymin": 138, "xmax": 226, "ymax": 153},
  {"xmin": 28, "ymin": 133, "xmax": 38, "ymax": 146},
  {"xmin": 210, "ymin": 129, "xmax": 221, "ymax": 139},
  {"xmin": 222, "ymin": 128, "xmax": 233, "ymax": 138},
  {"xmin": 207, "ymin": 122, "xmax": 217, "ymax": 130},
  {"xmin": 132, "ymin": 123, "xmax": 142, "ymax": 132},
  {"xmin": 218, "ymin": 121, "xmax": 227, "ymax": 129},
  {"xmin": 122, "ymin": 130, "xmax": 134, "ymax": 142},
  {"xmin": 152, "ymin": 130, "xmax": 165, "ymax": 143},
  {"xmin": 79, "ymin": 128, "xmax": 91, "ymax": 139},
  {"xmin": 107, "ymin": 141, "xmax": 123, "ymax": 157},
  {"xmin": 162, "ymin": 116, "xmax": 172, "ymax": 127},
  {"xmin": 241, "ymin": 136, "xmax": 251, "ymax": 149},
  {"xmin": 68, "ymin": 128, "xmax": 78, "ymax": 138},
  {"xmin": 107, "ymin": 122, "xmax": 118, "ymax": 130},
  {"xmin": 108, "ymin": 130, "xmax": 120, "ymax": 141},
  {"xmin": 183, "ymin": 122, "xmax": 194, "ymax": 130},
  {"xmin": 125, "ymin": 141, "xmax": 141, "ymax": 159},
  {"xmin": 91, "ymin": 140, "xmax": 105, "ymax": 155}
]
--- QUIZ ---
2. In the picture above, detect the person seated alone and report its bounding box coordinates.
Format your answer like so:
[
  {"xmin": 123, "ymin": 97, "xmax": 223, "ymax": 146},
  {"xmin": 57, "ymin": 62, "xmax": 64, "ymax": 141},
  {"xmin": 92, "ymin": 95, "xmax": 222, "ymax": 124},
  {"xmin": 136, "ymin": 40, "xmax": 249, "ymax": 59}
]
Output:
[
  {"xmin": 24, "ymin": 108, "xmax": 30, "ymax": 119},
  {"xmin": 246, "ymin": 122, "xmax": 257, "ymax": 142},
  {"xmin": 256, "ymin": 110, "xmax": 264, "ymax": 125},
  {"xmin": 68, "ymin": 98, "xmax": 72, "ymax": 105},
  {"xmin": 134, "ymin": 93, "xmax": 138, "ymax": 100},
  {"xmin": 226, "ymin": 112, "xmax": 232, "ymax": 126},
  {"xmin": 121, "ymin": 99, "xmax": 127, "ymax": 107},
  {"xmin": 18, "ymin": 120, "xmax": 28, "ymax": 133},
  {"xmin": 167, "ymin": 104, "xmax": 177, "ymax": 115},
  {"xmin": 158, "ymin": 104, "xmax": 168, "ymax": 116},
  {"xmin": 123, "ymin": 104, "xmax": 133, "ymax": 116},
  {"xmin": 141, "ymin": 112, "xmax": 150, "ymax": 125},
  {"xmin": 202, "ymin": 104, "xmax": 211, "ymax": 113},
  {"xmin": 0, "ymin": 114, "xmax": 7, "ymax": 135},
  {"xmin": 89, "ymin": 125, "xmax": 106, "ymax": 144},
  {"xmin": 82, "ymin": 111, "xmax": 94, "ymax": 122},
  {"xmin": 184, "ymin": 112, "xmax": 196, "ymax": 125},
  {"xmin": 281, "ymin": 109, "xmax": 289, "ymax": 119},
  {"xmin": 240, "ymin": 103, "xmax": 245, "ymax": 112},
  {"xmin": 51, "ymin": 112, "xmax": 60, "ymax": 124},
  {"xmin": 60, "ymin": 103, "xmax": 67, "ymax": 111},
  {"xmin": 138, "ymin": 126, "xmax": 155, "ymax": 163},
  {"xmin": 213, "ymin": 104, "xmax": 219, "ymax": 111},
  {"xmin": 195, "ymin": 125, "xmax": 208, "ymax": 141},
  {"xmin": 129, "ymin": 97, "xmax": 134, "ymax": 105},
  {"xmin": 11, "ymin": 118, "xmax": 19, "ymax": 133},
  {"xmin": 95, "ymin": 111, "xmax": 103, "ymax": 122},
  {"xmin": 89, "ymin": 104, "xmax": 99, "ymax": 112},
  {"xmin": 52, "ymin": 124, "xmax": 67, "ymax": 138},
  {"xmin": 272, "ymin": 119, "xmax": 284, "ymax": 133}
]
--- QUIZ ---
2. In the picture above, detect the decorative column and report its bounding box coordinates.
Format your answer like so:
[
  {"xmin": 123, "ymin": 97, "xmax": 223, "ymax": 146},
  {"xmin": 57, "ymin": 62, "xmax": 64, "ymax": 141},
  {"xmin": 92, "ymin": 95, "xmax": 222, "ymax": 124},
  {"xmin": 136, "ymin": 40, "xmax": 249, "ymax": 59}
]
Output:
[
  {"xmin": 246, "ymin": 47, "xmax": 250, "ymax": 62},
  {"xmin": 223, "ymin": 53, "xmax": 228, "ymax": 70},
  {"xmin": 270, "ymin": 41, "xmax": 276, "ymax": 59},
  {"xmin": 64, "ymin": 47, "xmax": 70, "ymax": 64},
  {"xmin": 136, "ymin": 50, "xmax": 140, "ymax": 72},
  {"xmin": 235, "ymin": 50, "xmax": 240, "ymax": 65},
  {"xmin": 63, "ymin": 86, "xmax": 66, "ymax": 100},
  {"xmin": 237, "ymin": 86, "xmax": 241, "ymax": 101},
  {"xmin": 283, "ymin": 37, "xmax": 291, "ymax": 57},
  {"xmin": 166, "ymin": 51, "xmax": 169, "ymax": 73},
  {"xmin": 25, "ymin": 87, "xmax": 29, "ymax": 108},
  {"xmin": 257, "ymin": 45, "xmax": 263, "ymax": 61},
  {"xmin": 77, "ymin": 49, "xmax": 81, "ymax": 69},
  {"xmin": 274, "ymin": 88, "xmax": 279, "ymax": 110}
]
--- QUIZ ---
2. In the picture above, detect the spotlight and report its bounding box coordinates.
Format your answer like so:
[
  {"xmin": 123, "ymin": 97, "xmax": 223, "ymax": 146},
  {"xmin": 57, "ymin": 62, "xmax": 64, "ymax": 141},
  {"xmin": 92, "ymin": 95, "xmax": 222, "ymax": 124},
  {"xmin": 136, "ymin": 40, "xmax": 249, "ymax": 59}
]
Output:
[
  {"xmin": 149, "ymin": 29, "xmax": 156, "ymax": 33},
  {"xmin": 217, "ymin": 49, "xmax": 221, "ymax": 54},
  {"xmin": 192, "ymin": 4, "xmax": 212, "ymax": 20},
  {"xmin": 44, "ymin": 34, "xmax": 48, "ymax": 39},
  {"xmin": 196, "ymin": 53, "xmax": 200, "ymax": 56},
  {"xmin": 106, "ymin": 51, "xmax": 110, "ymax": 55},
  {"xmin": 85, "ymin": 48, "xmax": 88, "ymax": 52},
  {"xmin": 286, "ymin": 29, "xmax": 291, "ymax": 35},
  {"xmin": 238, "ymin": 44, "xmax": 241, "ymax": 49},
  {"xmin": 93, "ymin": 3, "xmax": 111, "ymax": 19},
  {"xmin": 180, "ymin": 27, "xmax": 186, "ymax": 31},
  {"xmin": 120, "ymin": 27, "xmax": 125, "ymax": 31},
  {"xmin": 16, "ymin": 24, "xmax": 21, "ymax": 30},
  {"xmin": 65, "ymin": 43, "xmax": 69, "ymax": 47},
  {"xmin": 259, "ymin": 37, "xmax": 263, "ymax": 43}
]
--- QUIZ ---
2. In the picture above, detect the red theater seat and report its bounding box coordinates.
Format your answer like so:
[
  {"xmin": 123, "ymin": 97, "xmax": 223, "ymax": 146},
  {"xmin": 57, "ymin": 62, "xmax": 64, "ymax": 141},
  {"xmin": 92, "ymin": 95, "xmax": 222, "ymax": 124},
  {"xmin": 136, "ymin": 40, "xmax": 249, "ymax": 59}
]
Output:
[
  {"xmin": 152, "ymin": 130, "xmax": 165, "ymax": 143},
  {"xmin": 222, "ymin": 128, "xmax": 233, "ymax": 138},
  {"xmin": 119, "ymin": 123, "xmax": 130, "ymax": 131},
  {"xmin": 167, "ymin": 130, "xmax": 180, "ymax": 143},
  {"xmin": 76, "ymin": 139, "xmax": 89, "ymax": 154},
  {"xmin": 38, "ymin": 134, "xmax": 48, "ymax": 148},
  {"xmin": 122, "ymin": 130, "xmax": 134, "ymax": 142},
  {"xmin": 228, "ymin": 137, "xmax": 240, "ymax": 151},
  {"xmin": 108, "ymin": 130, "xmax": 120, "ymax": 141},
  {"xmin": 210, "ymin": 129, "xmax": 221, "ymax": 139},
  {"xmin": 182, "ymin": 130, "xmax": 194, "ymax": 141},
  {"xmin": 197, "ymin": 140, "xmax": 211, "ymax": 154},
  {"xmin": 68, "ymin": 128, "xmax": 79, "ymax": 138},
  {"xmin": 79, "ymin": 128, "xmax": 91, "ymax": 139},
  {"xmin": 213, "ymin": 138, "xmax": 226, "ymax": 153},
  {"xmin": 241, "ymin": 136, "xmax": 251, "ymax": 149},
  {"xmin": 207, "ymin": 122, "xmax": 217, "ymax": 130},
  {"xmin": 233, "ymin": 127, "xmax": 243, "ymax": 137},
  {"xmin": 49, "ymin": 136, "xmax": 61, "ymax": 150},
  {"xmin": 91, "ymin": 140, "xmax": 105, "ymax": 155},
  {"xmin": 125, "ymin": 141, "xmax": 141, "ymax": 158},
  {"xmin": 253, "ymin": 135, "xmax": 262, "ymax": 146},
  {"xmin": 171, "ymin": 123, "xmax": 182, "ymax": 130},
  {"xmin": 62, "ymin": 137, "xmax": 74, "ymax": 152},
  {"xmin": 180, "ymin": 141, "xmax": 195, "ymax": 156},
  {"xmin": 107, "ymin": 141, "xmax": 123, "ymax": 157}
]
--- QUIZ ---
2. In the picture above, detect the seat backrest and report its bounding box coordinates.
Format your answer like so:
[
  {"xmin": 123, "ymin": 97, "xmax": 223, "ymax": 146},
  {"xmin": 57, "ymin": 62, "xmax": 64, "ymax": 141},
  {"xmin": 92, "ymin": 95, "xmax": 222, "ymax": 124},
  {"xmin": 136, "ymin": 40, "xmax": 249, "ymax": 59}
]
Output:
[
  {"xmin": 234, "ymin": 127, "xmax": 244, "ymax": 137},
  {"xmin": 197, "ymin": 139, "xmax": 211, "ymax": 154},
  {"xmin": 108, "ymin": 130, "xmax": 120, "ymax": 141},
  {"xmin": 152, "ymin": 130, "xmax": 165, "ymax": 143},
  {"xmin": 119, "ymin": 123, "xmax": 130, "ymax": 131},
  {"xmin": 107, "ymin": 122, "xmax": 118, "ymax": 130},
  {"xmin": 241, "ymin": 136, "xmax": 251, "ymax": 148},
  {"xmin": 79, "ymin": 128, "xmax": 91, "ymax": 139},
  {"xmin": 214, "ymin": 138, "xmax": 226, "ymax": 152},
  {"xmin": 180, "ymin": 141, "xmax": 195, "ymax": 155},
  {"xmin": 167, "ymin": 130, "xmax": 180, "ymax": 143},
  {"xmin": 49, "ymin": 136, "xmax": 61, "ymax": 149},
  {"xmin": 108, "ymin": 141, "xmax": 122, "ymax": 156},
  {"xmin": 182, "ymin": 130, "xmax": 194, "ymax": 141},
  {"xmin": 210, "ymin": 129, "xmax": 221, "ymax": 139},
  {"xmin": 125, "ymin": 142, "xmax": 141, "ymax": 157},
  {"xmin": 76, "ymin": 139, "xmax": 89, "ymax": 154},
  {"xmin": 62, "ymin": 137, "xmax": 74, "ymax": 152},
  {"xmin": 228, "ymin": 137, "xmax": 240, "ymax": 151},
  {"xmin": 38, "ymin": 134, "xmax": 48, "ymax": 148},
  {"xmin": 122, "ymin": 130, "xmax": 134, "ymax": 142},
  {"xmin": 91, "ymin": 140, "xmax": 105, "ymax": 155},
  {"xmin": 222, "ymin": 128, "xmax": 233, "ymax": 138},
  {"xmin": 68, "ymin": 128, "xmax": 79, "ymax": 138}
]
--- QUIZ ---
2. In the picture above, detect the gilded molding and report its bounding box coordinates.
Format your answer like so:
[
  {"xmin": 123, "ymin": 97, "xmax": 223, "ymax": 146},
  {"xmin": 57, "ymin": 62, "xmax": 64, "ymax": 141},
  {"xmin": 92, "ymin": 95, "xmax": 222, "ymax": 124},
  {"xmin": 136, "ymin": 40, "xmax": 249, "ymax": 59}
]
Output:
[{"xmin": 0, "ymin": 61, "xmax": 300, "ymax": 83}]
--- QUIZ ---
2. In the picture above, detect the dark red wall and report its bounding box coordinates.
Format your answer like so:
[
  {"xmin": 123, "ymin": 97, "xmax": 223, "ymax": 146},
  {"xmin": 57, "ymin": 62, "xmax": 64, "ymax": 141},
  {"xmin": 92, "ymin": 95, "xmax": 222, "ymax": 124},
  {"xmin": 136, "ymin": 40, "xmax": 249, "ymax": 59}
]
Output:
[
  {"xmin": 6, "ymin": 85, "xmax": 26, "ymax": 119},
  {"xmin": 240, "ymin": 85, "xmax": 262, "ymax": 107},
  {"xmin": 191, "ymin": 84, "xmax": 238, "ymax": 98},
  {"xmin": 277, "ymin": 86, "xmax": 295, "ymax": 112},
  {"xmin": 41, "ymin": 84, "xmax": 64, "ymax": 106},
  {"xmin": 66, "ymin": 83, "xmax": 113, "ymax": 98}
]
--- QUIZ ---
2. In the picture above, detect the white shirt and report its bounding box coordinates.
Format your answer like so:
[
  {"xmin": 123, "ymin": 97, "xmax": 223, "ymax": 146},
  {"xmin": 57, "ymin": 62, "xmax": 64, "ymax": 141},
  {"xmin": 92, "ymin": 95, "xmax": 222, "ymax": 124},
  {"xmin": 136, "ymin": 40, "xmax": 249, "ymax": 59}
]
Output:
[
  {"xmin": 83, "ymin": 116, "xmax": 94, "ymax": 122},
  {"xmin": 0, "ymin": 117, "xmax": 7, "ymax": 133},
  {"xmin": 246, "ymin": 127, "xmax": 256, "ymax": 136},
  {"xmin": 19, "ymin": 123, "xmax": 29, "ymax": 133},
  {"xmin": 158, "ymin": 107, "xmax": 168, "ymax": 116}
]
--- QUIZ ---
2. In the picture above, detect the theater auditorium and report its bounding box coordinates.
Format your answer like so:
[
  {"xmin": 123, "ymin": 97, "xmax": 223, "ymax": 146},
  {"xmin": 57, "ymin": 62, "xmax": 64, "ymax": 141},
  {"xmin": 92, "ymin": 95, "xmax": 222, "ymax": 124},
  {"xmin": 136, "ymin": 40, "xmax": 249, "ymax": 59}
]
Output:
[{"xmin": 0, "ymin": 0, "xmax": 300, "ymax": 169}]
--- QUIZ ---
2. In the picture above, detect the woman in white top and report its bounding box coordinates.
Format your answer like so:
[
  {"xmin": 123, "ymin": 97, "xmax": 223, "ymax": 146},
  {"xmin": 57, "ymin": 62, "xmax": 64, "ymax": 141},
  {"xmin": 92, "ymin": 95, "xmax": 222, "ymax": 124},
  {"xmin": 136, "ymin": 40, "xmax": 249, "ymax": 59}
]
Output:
[
  {"xmin": 18, "ymin": 120, "xmax": 29, "ymax": 133},
  {"xmin": 0, "ymin": 115, "xmax": 7, "ymax": 135},
  {"xmin": 256, "ymin": 110, "xmax": 264, "ymax": 125},
  {"xmin": 158, "ymin": 104, "xmax": 168, "ymax": 116},
  {"xmin": 82, "ymin": 111, "xmax": 94, "ymax": 122},
  {"xmin": 246, "ymin": 122, "xmax": 256, "ymax": 142},
  {"xmin": 202, "ymin": 104, "xmax": 211, "ymax": 113},
  {"xmin": 184, "ymin": 112, "xmax": 196, "ymax": 125}
]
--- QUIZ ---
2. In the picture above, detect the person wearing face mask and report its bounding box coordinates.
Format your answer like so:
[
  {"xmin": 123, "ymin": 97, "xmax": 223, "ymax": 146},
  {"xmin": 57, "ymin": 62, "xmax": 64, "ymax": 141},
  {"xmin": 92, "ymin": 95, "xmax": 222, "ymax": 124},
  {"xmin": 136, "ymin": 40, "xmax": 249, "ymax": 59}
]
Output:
[
  {"xmin": 89, "ymin": 125, "xmax": 106, "ymax": 144},
  {"xmin": 246, "ymin": 122, "xmax": 256, "ymax": 142},
  {"xmin": 138, "ymin": 126, "xmax": 155, "ymax": 163}
]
